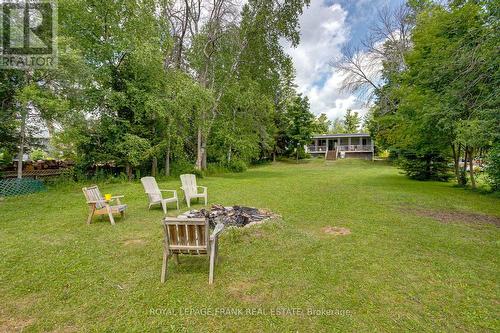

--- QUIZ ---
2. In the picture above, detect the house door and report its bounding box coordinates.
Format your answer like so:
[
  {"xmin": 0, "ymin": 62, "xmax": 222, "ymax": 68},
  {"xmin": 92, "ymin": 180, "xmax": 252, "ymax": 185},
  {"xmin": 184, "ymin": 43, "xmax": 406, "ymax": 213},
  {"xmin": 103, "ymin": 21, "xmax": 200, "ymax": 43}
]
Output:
[{"xmin": 328, "ymin": 140, "xmax": 337, "ymax": 150}]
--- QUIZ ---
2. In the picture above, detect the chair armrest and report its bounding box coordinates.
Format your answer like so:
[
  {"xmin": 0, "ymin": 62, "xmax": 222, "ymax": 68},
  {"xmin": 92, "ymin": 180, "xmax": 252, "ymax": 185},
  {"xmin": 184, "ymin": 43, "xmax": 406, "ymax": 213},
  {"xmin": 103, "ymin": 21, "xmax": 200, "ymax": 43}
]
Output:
[
  {"xmin": 160, "ymin": 190, "xmax": 177, "ymax": 198},
  {"xmin": 160, "ymin": 190, "xmax": 177, "ymax": 194},
  {"xmin": 87, "ymin": 199, "xmax": 109, "ymax": 206},
  {"xmin": 86, "ymin": 200, "xmax": 102, "ymax": 204},
  {"xmin": 197, "ymin": 186, "xmax": 207, "ymax": 193},
  {"xmin": 210, "ymin": 223, "xmax": 225, "ymax": 241},
  {"xmin": 110, "ymin": 195, "xmax": 124, "ymax": 205}
]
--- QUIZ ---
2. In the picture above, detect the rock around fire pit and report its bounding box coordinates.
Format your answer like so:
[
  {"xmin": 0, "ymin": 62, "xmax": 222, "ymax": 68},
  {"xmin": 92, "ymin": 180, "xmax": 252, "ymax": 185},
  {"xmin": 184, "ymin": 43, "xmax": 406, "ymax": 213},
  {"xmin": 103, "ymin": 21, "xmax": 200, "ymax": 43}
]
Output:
[{"xmin": 177, "ymin": 204, "xmax": 278, "ymax": 228}]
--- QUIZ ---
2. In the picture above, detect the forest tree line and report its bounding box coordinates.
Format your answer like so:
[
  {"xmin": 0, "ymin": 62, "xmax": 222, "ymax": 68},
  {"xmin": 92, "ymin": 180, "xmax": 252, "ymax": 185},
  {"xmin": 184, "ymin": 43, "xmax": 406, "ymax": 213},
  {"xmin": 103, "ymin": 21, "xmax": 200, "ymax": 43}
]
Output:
[
  {"xmin": 0, "ymin": 0, "xmax": 316, "ymax": 179},
  {"xmin": 334, "ymin": 0, "xmax": 499, "ymax": 191},
  {"xmin": 1, "ymin": 0, "xmax": 497, "ymax": 191}
]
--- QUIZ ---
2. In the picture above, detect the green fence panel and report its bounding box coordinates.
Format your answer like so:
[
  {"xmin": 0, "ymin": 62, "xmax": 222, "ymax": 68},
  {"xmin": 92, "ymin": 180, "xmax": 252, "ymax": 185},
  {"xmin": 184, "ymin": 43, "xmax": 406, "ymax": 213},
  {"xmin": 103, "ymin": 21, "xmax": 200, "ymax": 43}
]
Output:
[{"xmin": 0, "ymin": 178, "xmax": 46, "ymax": 197}]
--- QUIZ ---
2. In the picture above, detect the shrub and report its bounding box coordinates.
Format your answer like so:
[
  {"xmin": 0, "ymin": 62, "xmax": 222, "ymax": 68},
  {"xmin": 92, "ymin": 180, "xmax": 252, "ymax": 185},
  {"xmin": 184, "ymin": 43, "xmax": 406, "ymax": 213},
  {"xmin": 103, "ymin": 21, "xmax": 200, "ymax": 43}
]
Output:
[
  {"xmin": 378, "ymin": 150, "xmax": 390, "ymax": 158},
  {"xmin": 458, "ymin": 170, "xmax": 468, "ymax": 186},
  {"xmin": 206, "ymin": 163, "xmax": 227, "ymax": 175},
  {"xmin": 397, "ymin": 151, "xmax": 452, "ymax": 181},
  {"xmin": 30, "ymin": 149, "xmax": 47, "ymax": 161},
  {"xmin": 44, "ymin": 169, "xmax": 78, "ymax": 189},
  {"xmin": 206, "ymin": 160, "xmax": 247, "ymax": 175},
  {"xmin": 190, "ymin": 168, "xmax": 204, "ymax": 178},
  {"xmin": 226, "ymin": 159, "xmax": 247, "ymax": 173},
  {"xmin": 0, "ymin": 150, "xmax": 13, "ymax": 168},
  {"xmin": 284, "ymin": 146, "xmax": 310, "ymax": 160},
  {"xmin": 168, "ymin": 160, "xmax": 203, "ymax": 178},
  {"xmin": 486, "ymin": 143, "xmax": 500, "ymax": 192}
]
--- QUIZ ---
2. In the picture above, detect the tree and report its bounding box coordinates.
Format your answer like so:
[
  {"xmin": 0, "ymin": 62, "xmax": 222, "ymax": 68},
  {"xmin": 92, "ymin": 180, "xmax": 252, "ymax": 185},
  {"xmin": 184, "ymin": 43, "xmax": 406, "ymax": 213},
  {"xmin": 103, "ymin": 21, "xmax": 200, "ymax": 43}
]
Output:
[
  {"xmin": 344, "ymin": 109, "xmax": 361, "ymax": 133},
  {"xmin": 486, "ymin": 143, "xmax": 500, "ymax": 192},
  {"xmin": 58, "ymin": 0, "xmax": 172, "ymax": 178},
  {"xmin": 284, "ymin": 95, "xmax": 315, "ymax": 162},
  {"xmin": 313, "ymin": 113, "xmax": 331, "ymax": 134},
  {"xmin": 117, "ymin": 134, "xmax": 151, "ymax": 180},
  {"xmin": 329, "ymin": 118, "xmax": 346, "ymax": 134},
  {"xmin": 14, "ymin": 80, "xmax": 69, "ymax": 178},
  {"xmin": 331, "ymin": 4, "xmax": 414, "ymax": 110},
  {"xmin": 0, "ymin": 70, "xmax": 24, "ymax": 164},
  {"xmin": 455, "ymin": 120, "xmax": 494, "ymax": 189},
  {"xmin": 397, "ymin": 1, "xmax": 498, "ymax": 187},
  {"xmin": 0, "ymin": 0, "xmax": 314, "ymax": 180},
  {"xmin": 339, "ymin": 1, "xmax": 498, "ymax": 187}
]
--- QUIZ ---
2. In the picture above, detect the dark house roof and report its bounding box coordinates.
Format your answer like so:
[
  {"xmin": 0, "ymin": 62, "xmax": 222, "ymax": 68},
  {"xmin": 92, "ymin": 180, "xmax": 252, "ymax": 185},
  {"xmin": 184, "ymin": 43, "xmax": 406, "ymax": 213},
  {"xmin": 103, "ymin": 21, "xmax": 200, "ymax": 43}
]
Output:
[{"xmin": 312, "ymin": 133, "xmax": 371, "ymax": 139}]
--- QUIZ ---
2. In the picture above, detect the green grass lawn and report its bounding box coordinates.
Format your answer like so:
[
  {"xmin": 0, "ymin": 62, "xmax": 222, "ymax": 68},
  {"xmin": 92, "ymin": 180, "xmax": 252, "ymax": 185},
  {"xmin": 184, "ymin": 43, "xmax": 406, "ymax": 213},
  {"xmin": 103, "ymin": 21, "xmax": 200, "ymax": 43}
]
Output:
[{"xmin": 1, "ymin": 159, "xmax": 499, "ymax": 332}]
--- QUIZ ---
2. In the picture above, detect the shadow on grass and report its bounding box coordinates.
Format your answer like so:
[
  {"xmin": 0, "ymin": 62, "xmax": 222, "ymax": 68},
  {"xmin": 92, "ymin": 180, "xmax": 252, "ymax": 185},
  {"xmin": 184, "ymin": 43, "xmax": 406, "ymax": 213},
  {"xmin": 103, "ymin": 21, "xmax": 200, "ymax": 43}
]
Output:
[
  {"xmin": 275, "ymin": 158, "xmax": 314, "ymax": 165},
  {"xmin": 210, "ymin": 169, "xmax": 286, "ymax": 180},
  {"xmin": 166, "ymin": 256, "xmax": 212, "ymax": 276}
]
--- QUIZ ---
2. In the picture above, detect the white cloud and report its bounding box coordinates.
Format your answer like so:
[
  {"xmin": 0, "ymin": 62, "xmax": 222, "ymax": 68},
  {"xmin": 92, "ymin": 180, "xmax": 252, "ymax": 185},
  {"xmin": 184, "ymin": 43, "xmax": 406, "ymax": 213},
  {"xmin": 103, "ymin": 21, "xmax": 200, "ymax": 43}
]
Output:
[
  {"xmin": 284, "ymin": 0, "xmax": 369, "ymax": 120},
  {"xmin": 286, "ymin": 1, "xmax": 347, "ymax": 91}
]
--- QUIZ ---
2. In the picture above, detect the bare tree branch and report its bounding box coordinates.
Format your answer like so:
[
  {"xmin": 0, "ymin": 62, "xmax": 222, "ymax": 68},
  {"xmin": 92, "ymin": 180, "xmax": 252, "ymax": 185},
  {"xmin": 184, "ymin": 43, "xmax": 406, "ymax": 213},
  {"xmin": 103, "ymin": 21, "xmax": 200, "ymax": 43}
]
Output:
[{"xmin": 331, "ymin": 3, "xmax": 413, "ymax": 113}]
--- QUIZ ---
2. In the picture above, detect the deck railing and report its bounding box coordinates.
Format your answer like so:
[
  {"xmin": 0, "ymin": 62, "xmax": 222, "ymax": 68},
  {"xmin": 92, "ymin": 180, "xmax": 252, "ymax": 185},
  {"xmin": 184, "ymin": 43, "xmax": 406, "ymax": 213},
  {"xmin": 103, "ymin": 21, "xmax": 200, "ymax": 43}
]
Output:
[
  {"xmin": 306, "ymin": 145, "xmax": 327, "ymax": 153},
  {"xmin": 307, "ymin": 145, "xmax": 372, "ymax": 153},
  {"xmin": 337, "ymin": 145, "xmax": 372, "ymax": 152}
]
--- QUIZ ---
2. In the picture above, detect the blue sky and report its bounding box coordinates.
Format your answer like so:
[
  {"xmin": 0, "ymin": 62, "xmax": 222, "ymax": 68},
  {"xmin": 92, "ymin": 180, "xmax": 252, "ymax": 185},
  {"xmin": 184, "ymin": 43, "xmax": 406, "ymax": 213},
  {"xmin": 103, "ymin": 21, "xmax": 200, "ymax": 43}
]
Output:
[
  {"xmin": 329, "ymin": 0, "xmax": 404, "ymax": 47},
  {"xmin": 284, "ymin": 0, "xmax": 404, "ymax": 120}
]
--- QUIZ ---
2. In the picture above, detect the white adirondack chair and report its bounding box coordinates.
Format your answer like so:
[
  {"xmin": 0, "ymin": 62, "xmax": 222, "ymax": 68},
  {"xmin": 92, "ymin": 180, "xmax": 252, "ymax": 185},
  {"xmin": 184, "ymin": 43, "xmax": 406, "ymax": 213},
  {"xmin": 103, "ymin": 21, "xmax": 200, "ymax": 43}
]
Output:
[
  {"xmin": 180, "ymin": 174, "xmax": 207, "ymax": 208},
  {"xmin": 141, "ymin": 177, "xmax": 179, "ymax": 214}
]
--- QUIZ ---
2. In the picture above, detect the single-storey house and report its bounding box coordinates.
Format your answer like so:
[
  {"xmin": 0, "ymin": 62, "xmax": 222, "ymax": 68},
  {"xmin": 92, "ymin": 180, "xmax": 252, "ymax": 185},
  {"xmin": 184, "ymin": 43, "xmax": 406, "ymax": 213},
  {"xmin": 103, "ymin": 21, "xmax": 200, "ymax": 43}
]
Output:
[{"xmin": 306, "ymin": 133, "xmax": 374, "ymax": 160}]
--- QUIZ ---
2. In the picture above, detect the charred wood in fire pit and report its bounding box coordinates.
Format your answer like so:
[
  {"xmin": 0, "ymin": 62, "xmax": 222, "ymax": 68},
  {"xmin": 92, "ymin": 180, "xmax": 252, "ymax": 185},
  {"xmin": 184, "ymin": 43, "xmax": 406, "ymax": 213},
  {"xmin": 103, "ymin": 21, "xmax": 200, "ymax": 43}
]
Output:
[{"xmin": 177, "ymin": 204, "xmax": 276, "ymax": 228}]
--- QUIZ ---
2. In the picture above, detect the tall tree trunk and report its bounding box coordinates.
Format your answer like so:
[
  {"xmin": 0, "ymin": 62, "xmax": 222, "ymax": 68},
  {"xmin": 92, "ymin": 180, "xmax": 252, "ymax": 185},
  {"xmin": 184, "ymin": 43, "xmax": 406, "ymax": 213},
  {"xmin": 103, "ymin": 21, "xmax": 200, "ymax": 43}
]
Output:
[
  {"xmin": 165, "ymin": 141, "xmax": 170, "ymax": 177},
  {"xmin": 201, "ymin": 138, "xmax": 207, "ymax": 170},
  {"xmin": 195, "ymin": 31, "xmax": 249, "ymax": 172},
  {"xmin": 175, "ymin": 0, "xmax": 189, "ymax": 68},
  {"xmin": 126, "ymin": 163, "xmax": 132, "ymax": 181},
  {"xmin": 151, "ymin": 156, "xmax": 157, "ymax": 177},
  {"xmin": 195, "ymin": 127, "xmax": 203, "ymax": 170},
  {"xmin": 452, "ymin": 143, "xmax": 460, "ymax": 183},
  {"xmin": 426, "ymin": 156, "xmax": 431, "ymax": 178},
  {"xmin": 17, "ymin": 109, "xmax": 27, "ymax": 179},
  {"xmin": 462, "ymin": 145, "xmax": 468, "ymax": 175},
  {"xmin": 227, "ymin": 107, "xmax": 236, "ymax": 163},
  {"xmin": 17, "ymin": 70, "xmax": 32, "ymax": 179},
  {"xmin": 469, "ymin": 147, "xmax": 476, "ymax": 189}
]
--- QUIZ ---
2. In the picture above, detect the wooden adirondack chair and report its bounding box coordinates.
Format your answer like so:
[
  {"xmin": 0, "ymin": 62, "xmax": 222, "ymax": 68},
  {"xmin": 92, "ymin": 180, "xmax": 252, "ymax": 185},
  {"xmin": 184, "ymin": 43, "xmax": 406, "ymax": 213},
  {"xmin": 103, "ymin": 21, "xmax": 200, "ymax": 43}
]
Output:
[
  {"xmin": 82, "ymin": 185, "xmax": 127, "ymax": 225},
  {"xmin": 161, "ymin": 217, "xmax": 224, "ymax": 284},
  {"xmin": 180, "ymin": 174, "xmax": 207, "ymax": 208},
  {"xmin": 140, "ymin": 177, "xmax": 179, "ymax": 214}
]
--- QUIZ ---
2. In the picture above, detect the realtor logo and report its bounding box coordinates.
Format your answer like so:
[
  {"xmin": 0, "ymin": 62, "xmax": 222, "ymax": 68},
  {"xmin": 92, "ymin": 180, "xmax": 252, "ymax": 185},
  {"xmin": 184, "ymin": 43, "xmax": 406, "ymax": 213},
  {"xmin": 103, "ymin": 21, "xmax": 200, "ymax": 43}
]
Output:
[{"xmin": 1, "ymin": 0, "xmax": 57, "ymax": 69}]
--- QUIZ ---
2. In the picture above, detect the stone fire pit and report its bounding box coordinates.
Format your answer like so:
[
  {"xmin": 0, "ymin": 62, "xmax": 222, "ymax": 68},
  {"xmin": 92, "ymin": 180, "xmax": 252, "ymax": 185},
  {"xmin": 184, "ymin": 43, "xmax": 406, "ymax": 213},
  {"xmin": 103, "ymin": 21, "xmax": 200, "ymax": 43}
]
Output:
[{"xmin": 177, "ymin": 204, "xmax": 278, "ymax": 228}]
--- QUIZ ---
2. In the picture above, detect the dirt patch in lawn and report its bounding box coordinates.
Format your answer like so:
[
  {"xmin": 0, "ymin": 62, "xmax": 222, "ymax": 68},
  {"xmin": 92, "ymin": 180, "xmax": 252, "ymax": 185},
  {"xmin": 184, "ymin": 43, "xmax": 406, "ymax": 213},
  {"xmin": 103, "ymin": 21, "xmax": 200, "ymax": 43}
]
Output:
[
  {"xmin": 407, "ymin": 208, "xmax": 500, "ymax": 227},
  {"xmin": 0, "ymin": 317, "xmax": 34, "ymax": 332},
  {"xmin": 123, "ymin": 238, "xmax": 147, "ymax": 246},
  {"xmin": 321, "ymin": 226, "xmax": 351, "ymax": 236},
  {"xmin": 0, "ymin": 298, "xmax": 36, "ymax": 332},
  {"xmin": 228, "ymin": 281, "xmax": 267, "ymax": 304}
]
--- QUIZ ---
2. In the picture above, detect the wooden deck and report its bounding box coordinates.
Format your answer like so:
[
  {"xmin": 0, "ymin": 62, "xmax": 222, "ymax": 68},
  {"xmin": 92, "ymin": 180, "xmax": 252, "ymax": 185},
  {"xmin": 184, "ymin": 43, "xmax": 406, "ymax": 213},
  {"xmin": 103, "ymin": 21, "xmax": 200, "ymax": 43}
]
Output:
[{"xmin": 307, "ymin": 145, "xmax": 373, "ymax": 154}]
